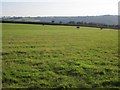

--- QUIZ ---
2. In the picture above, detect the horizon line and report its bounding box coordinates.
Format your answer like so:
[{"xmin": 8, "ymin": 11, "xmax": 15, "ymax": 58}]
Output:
[{"xmin": 1, "ymin": 14, "xmax": 118, "ymax": 17}]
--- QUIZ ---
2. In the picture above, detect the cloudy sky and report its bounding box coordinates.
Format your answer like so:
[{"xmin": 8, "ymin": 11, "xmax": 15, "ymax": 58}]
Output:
[{"xmin": 1, "ymin": 0, "xmax": 120, "ymax": 16}]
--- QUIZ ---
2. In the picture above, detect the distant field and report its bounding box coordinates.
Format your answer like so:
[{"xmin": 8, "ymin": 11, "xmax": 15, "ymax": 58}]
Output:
[{"xmin": 2, "ymin": 23, "xmax": 119, "ymax": 88}]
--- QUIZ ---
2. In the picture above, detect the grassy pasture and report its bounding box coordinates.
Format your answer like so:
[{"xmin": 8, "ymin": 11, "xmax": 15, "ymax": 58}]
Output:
[{"xmin": 2, "ymin": 23, "xmax": 119, "ymax": 88}]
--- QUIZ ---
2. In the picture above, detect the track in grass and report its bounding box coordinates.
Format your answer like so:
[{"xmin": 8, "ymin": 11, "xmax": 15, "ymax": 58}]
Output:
[{"xmin": 2, "ymin": 23, "xmax": 119, "ymax": 88}]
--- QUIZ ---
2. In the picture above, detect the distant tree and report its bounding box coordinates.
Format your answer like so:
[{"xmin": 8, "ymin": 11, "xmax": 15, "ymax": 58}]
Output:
[
  {"xmin": 59, "ymin": 21, "xmax": 62, "ymax": 24},
  {"xmin": 68, "ymin": 21, "xmax": 75, "ymax": 24},
  {"xmin": 83, "ymin": 22, "xmax": 87, "ymax": 25},
  {"xmin": 77, "ymin": 22, "xmax": 81, "ymax": 25},
  {"xmin": 51, "ymin": 20, "xmax": 55, "ymax": 23}
]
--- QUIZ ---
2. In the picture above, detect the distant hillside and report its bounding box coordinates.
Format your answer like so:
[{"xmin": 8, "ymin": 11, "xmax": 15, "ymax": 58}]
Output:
[{"xmin": 2, "ymin": 15, "xmax": 118, "ymax": 25}]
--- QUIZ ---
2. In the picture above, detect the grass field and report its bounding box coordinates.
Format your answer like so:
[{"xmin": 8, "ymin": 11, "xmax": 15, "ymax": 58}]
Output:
[{"xmin": 2, "ymin": 23, "xmax": 119, "ymax": 88}]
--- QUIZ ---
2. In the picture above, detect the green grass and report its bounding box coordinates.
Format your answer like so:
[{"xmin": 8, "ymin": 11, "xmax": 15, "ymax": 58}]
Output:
[{"xmin": 2, "ymin": 23, "xmax": 119, "ymax": 88}]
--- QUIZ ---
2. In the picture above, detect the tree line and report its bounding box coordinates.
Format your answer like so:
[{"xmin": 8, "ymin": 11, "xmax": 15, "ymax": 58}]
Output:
[{"xmin": 2, "ymin": 20, "xmax": 119, "ymax": 30}]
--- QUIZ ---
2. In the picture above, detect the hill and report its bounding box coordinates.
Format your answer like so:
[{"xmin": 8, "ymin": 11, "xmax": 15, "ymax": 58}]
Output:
[{"xmin": 2, "ymin": 15, "xmax": 118, "ymax": 25}]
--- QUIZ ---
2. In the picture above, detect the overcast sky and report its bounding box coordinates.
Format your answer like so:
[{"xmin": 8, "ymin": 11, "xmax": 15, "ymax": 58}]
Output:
[{"xmin": 1, "ymin": 0, "xmax": 120, "ymax": 16}]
